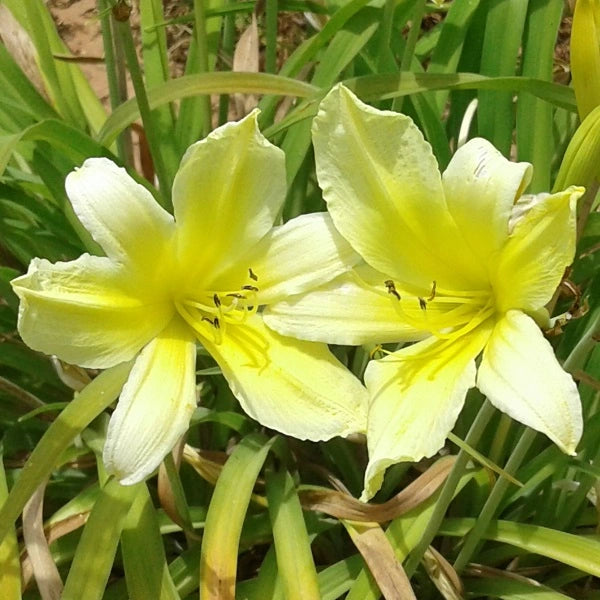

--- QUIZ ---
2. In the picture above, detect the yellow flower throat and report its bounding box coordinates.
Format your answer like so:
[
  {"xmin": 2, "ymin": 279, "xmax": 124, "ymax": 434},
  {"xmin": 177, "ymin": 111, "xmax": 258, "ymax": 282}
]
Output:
[
  {"xmin": 175, "ymin": 268, "xmax": 259, "ymax": 344},
  {"xmin": 383, "ymin": 278, "xmax": 494, "ymax": 354}
]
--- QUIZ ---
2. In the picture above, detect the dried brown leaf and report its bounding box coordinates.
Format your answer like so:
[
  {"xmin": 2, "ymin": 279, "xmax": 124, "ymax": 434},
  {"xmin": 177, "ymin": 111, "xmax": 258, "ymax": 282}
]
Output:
[
  {"xmin": 300, "ymin": 455, "xmax": 455, "ymax": 522},
  {"xmin": 423, "ymin": 546, "xmax": 464, "ymax": 600},
  {"xmin": 232, "ymin": 13, "xmax": 259, "ymax": 117},
  {"xmin": 345, "ymin": 520, "xmax": 417, "ymax": 600},
  {"xmin": 22, "ymin": 478, "xmax": 63, "ymax": 600}
]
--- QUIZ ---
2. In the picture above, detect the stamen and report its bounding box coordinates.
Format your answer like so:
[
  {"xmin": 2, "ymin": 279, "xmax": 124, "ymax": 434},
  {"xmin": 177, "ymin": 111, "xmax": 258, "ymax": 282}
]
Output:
[
  {"xmin": 175, "ymin": 268, "xmax": 261, "ymax": 345},
  {"xmin": 385, "ymin": 279, "xmax": 401, "ymax": 300},
  {"xmin": 370, "ymin": 344, "xmax": 383, "ymax": 359},
  {"xmin": 428, "ymin": 281, "xmax": 437, "ymax": 302},
  {"xmin": 418, "ymin": 297, "xmax": 427, "ymax": 311}
]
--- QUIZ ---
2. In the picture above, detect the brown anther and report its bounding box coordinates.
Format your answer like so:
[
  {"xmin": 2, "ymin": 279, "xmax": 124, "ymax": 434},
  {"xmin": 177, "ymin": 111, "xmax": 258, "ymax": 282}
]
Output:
[
  {"xmin": 242, "ymin": 285, "xmax": 259, "ymax": 292},
  {"xmin": 249, "ymin": 268, "xmax": 258, "ymax": 281},
  {"xmin": 226, "ymin": 293, "xmax": 245, "ymax": 299},
  {"xmin": 384, "ymin": 279, "xmax": 401, "ymax": 300},
  {"xmin": 213, "ymin": 293, "xmax": 221, "ymax": 307},
  {"xmin": 418, "ymin": 297, "xmax": 427, "ymax": 311},
  {"xmin": 214, "ymin": 317, "xmax": 220, "ymax": 329}
]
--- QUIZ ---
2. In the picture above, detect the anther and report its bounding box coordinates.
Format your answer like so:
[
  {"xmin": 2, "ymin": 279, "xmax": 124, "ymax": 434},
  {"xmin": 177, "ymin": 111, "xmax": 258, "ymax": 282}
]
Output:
[
  {"xmin": 385, "ymin": 279, "xmax": 401, "ymax": 300},
  {"xmin": 213, "ymin": 293, "xmax": 221, "ymax": 307},
  {"xmin": 242, "ymin": 285, "xmax": 259, "ymax": 292},
  {"xmin": 418, "ymin": 297, "xmax": 427, "ymax": 311},
  {"xmin": 428, "ymin": 281, "xmax": 437, "ymax": 302},
  {"xmin": 214, "ymin": 317, "xmax": 220, "ymax": 329},
  {"xmin": 249, "ymin": 268, "xmax": 258, "ymax": 281},
  {"xmin": 226, "ymin": 293, "xmax": 245, "ymax": 299}
]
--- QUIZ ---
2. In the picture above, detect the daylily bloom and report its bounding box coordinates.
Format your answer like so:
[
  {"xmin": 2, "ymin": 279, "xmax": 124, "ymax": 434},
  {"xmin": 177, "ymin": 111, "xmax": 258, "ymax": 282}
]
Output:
[
  {"xmin": 11, "ymin": 111, "xmax": 369, "ymax": 485},
  {"xmin": 265, "ymin": 84, "xmax": 584, "ymax": 500}
]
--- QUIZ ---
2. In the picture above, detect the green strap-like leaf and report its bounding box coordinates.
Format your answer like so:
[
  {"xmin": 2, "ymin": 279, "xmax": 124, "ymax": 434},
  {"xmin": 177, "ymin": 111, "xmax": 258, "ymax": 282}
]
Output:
[
  {"xmin": 97, "ymin": 72, "xmax": 318, "ymax": 147},
  {"xmin": 61, "ymin": 478, "xmax": 140, "ymax": 600},
  {"xmin": 266, "ymin": 468, "xmax": 320, "ymax": 600},
  {"xmin": 199, "ymin": 433, "xmax": 277, "ymax": 600},
  {"xmin": 121, "ymin": 485, "xmax": 180, "ymax": 600},
  {"xmin": 0, "ymin": 361, "xmax": 132, "ymax": 545},
  {"xmin": 440, "ymin": 518, "xmax": 600, "ymax": 577}
]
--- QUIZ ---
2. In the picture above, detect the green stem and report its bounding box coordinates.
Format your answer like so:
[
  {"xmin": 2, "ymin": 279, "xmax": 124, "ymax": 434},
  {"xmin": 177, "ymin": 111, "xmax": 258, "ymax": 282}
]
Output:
[
  {"xmin": 404, "ymin": 399, "xmax": 496, "ymax": 577},
  {"xmin": 488, "ymin": 413, "xmax": 512, "ymax": 465},
  {"xmin": 163, "ymin": 453, "xmax": 197, "ymax": 547},
  {"xmin": 97, "ymin": 0, "xmax": 128, "ymax": 162},
  {"xmin": 376, "ymin": 0, "xmax": 396, "ymax": 71},
  {"xmin": 193, "ymin": 0, "xmax": 212, "ymax": 137},
  {"xmin": 452, "ymin": 427, "xmax": 537, "ymax": 572},
  {"xmin": 116, "ymin": 18, "xmax": 172, "ymax": 205},
  {"xmin": 218, "ymin": 0, "xmax": 236, "ymax": 125},
  {"xmin": 265, "ymin": 0, "xmax": 279, "ymax": 74},
  {"xmin": 393, "ymin": 0, "xmax": 427, "ymax": 113},
  {"xmin": 562, "ymin": 307, "xmax": 600, "ymax": 373}
]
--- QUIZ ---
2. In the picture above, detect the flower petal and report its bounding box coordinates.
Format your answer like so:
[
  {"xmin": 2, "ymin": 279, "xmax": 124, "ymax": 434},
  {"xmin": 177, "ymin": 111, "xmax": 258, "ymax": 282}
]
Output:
[
  {"xmin": 11, "ymin": 255, "xmax": 173, "ymax": 368},
  {"xmin": 264, "ymin": 271, "xmax": 426, "ymax": 345},
  {"xmin": 213, "ymin": 212, "xmax": 360, "ymax": 305},
  {"xmin": 65, "ymin": 158, "xmax": 175, "ymax": 276},
  {"xmin": 477, "ymin": 310, "xmax": 582, "ymax": 454},
  {"xmin": 493, "ymin": 186, "xmax": 583, "ymax": 312},
  {"xmin": 312, "ymin": 84, "xmax": 484, "ymax": 290},
  {"xmin": 362, "ymin": 322, "xmax": 493, "ymax": 500},
  {"xmin": 103, "ymin": 318, "xmax": 197, "ymax": 485},
  {"xmin": 442, "ymin": 138, "xmax": 532, "ymax": 265},
  {"xmin": 202, "ymin": 315, "xmax": 369, "ymax": 440},
  {"xmin": 173, "ymin": 111, "xmax": 286, "ymax": 285}
]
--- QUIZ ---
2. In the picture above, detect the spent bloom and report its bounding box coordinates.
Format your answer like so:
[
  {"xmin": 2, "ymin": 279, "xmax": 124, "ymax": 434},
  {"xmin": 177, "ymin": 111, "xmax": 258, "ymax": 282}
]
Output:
[
  {"xmin": 12, "ymin": 112, "xmax": 368, "ymax": 485},
  {"xmin": 265, "ymin": 85, "xmax": 584, "ymax": 500}
]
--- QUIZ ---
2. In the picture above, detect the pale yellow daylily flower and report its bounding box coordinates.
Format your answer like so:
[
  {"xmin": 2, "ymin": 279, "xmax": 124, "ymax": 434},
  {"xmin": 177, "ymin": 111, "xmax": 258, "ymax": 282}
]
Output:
[
  {"xmin": 264, "ymin": 85, "xmax": 584, "ymax": 500},
  {"xmin": 11, "ymin": 111, "xmax": 369, "ymax": 485}
]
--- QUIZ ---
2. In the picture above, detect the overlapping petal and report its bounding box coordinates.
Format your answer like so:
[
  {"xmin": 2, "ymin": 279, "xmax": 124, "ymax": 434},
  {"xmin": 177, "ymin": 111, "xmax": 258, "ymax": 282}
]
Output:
[
  {"xmin": 172, "ymin": 111, "xmax": 286, "ymax": 286},
  {"xmin": 493, "ymin": 186, "xmax": 582, "ymax": 312},
  {"xmin": 478, "ymin": 310, "xmax": 582, "ymax": 454},
  {"xmin": 11, "ymin": 255, "xmax": 173, "ymax": 369},
  {"xmin": 264, "ymin": 271, "xmax": 427, "ymax": 345},
  {"xmin": 362, "ymin": 322, "xmax": 493, "ymax": 500},
  {"xmin": 214, "ymin": 212, "xmax": 359, "ymax": 305},
  {"xmin": 103, "ymin": 318, "xmax": 198, "ymax": 485},
  {"xmin": 202, "ymin": 314, "xmax": 369, "ymax": 440},
  {"xmin": 65, "ymin": 158, "xmax": 175, "ymax": 279},
  {"xmin": 312, "ymin": 84, "xmax": 485, "ymax": 291},
  {"xmin": 442, "ymin": 138, "xmax": 532, "ymax": 266}
]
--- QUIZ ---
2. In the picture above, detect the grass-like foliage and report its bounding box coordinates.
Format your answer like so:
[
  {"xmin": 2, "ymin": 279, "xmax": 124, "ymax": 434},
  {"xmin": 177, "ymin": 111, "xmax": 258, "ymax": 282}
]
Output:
[{"xmin": 1, "ymin": 1, "xmax": 600, "ymax": 599}]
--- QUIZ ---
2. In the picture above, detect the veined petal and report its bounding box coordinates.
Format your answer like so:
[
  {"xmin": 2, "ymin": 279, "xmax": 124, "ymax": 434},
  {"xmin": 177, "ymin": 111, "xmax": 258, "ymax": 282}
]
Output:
[
  {"xmin": 202, "ymin": 315, "xmax": 369, "ymax": 440},
  {"xmin": 312, "ymin": 84, "xmax": 484, "ymax": 290},
  {"xmin": 362, "ymin": 321, "xmax": 493, "ymax": 500},
  {"xmin": 173, "ymin": 111, "xmax": 286, "ymax": 285},
  {"xmin": 477, "ymin": 310, "xmax": 582, "ymax": 454},
  {"xmin": 493, "ymin": 186, "xmax": 583, "ymax": 312},
  {"xmin": 213, "ymin": 213, "xmax": 360, "ymax": 305},
  {"xmin": 11, "ymin": 255, "xmax": 173, "ymax": 369},
  {"xmin": 65, "ymin": 158, "xmax": 175, "ymax": 277},
  {"xmin": 442, "ymin": 138, "xmax": 532, "ymax": 265},
  {"xmin": 104, "ymin": 318, "xmax": 197, "ymax": 485},
  {"xmin": 264, "ymin": 271, "xmax": 426, "ymax": 345}
]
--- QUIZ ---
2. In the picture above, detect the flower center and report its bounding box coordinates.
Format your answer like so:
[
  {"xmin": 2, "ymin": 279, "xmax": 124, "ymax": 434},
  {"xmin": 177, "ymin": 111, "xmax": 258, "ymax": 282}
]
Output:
[
  {"xmin": 175, "ymin": 268, "xmax": 259, "ymax": 344},
  {"xmin": 383, "ymin": 278, "xmax": 494, "ymax": 346}
]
